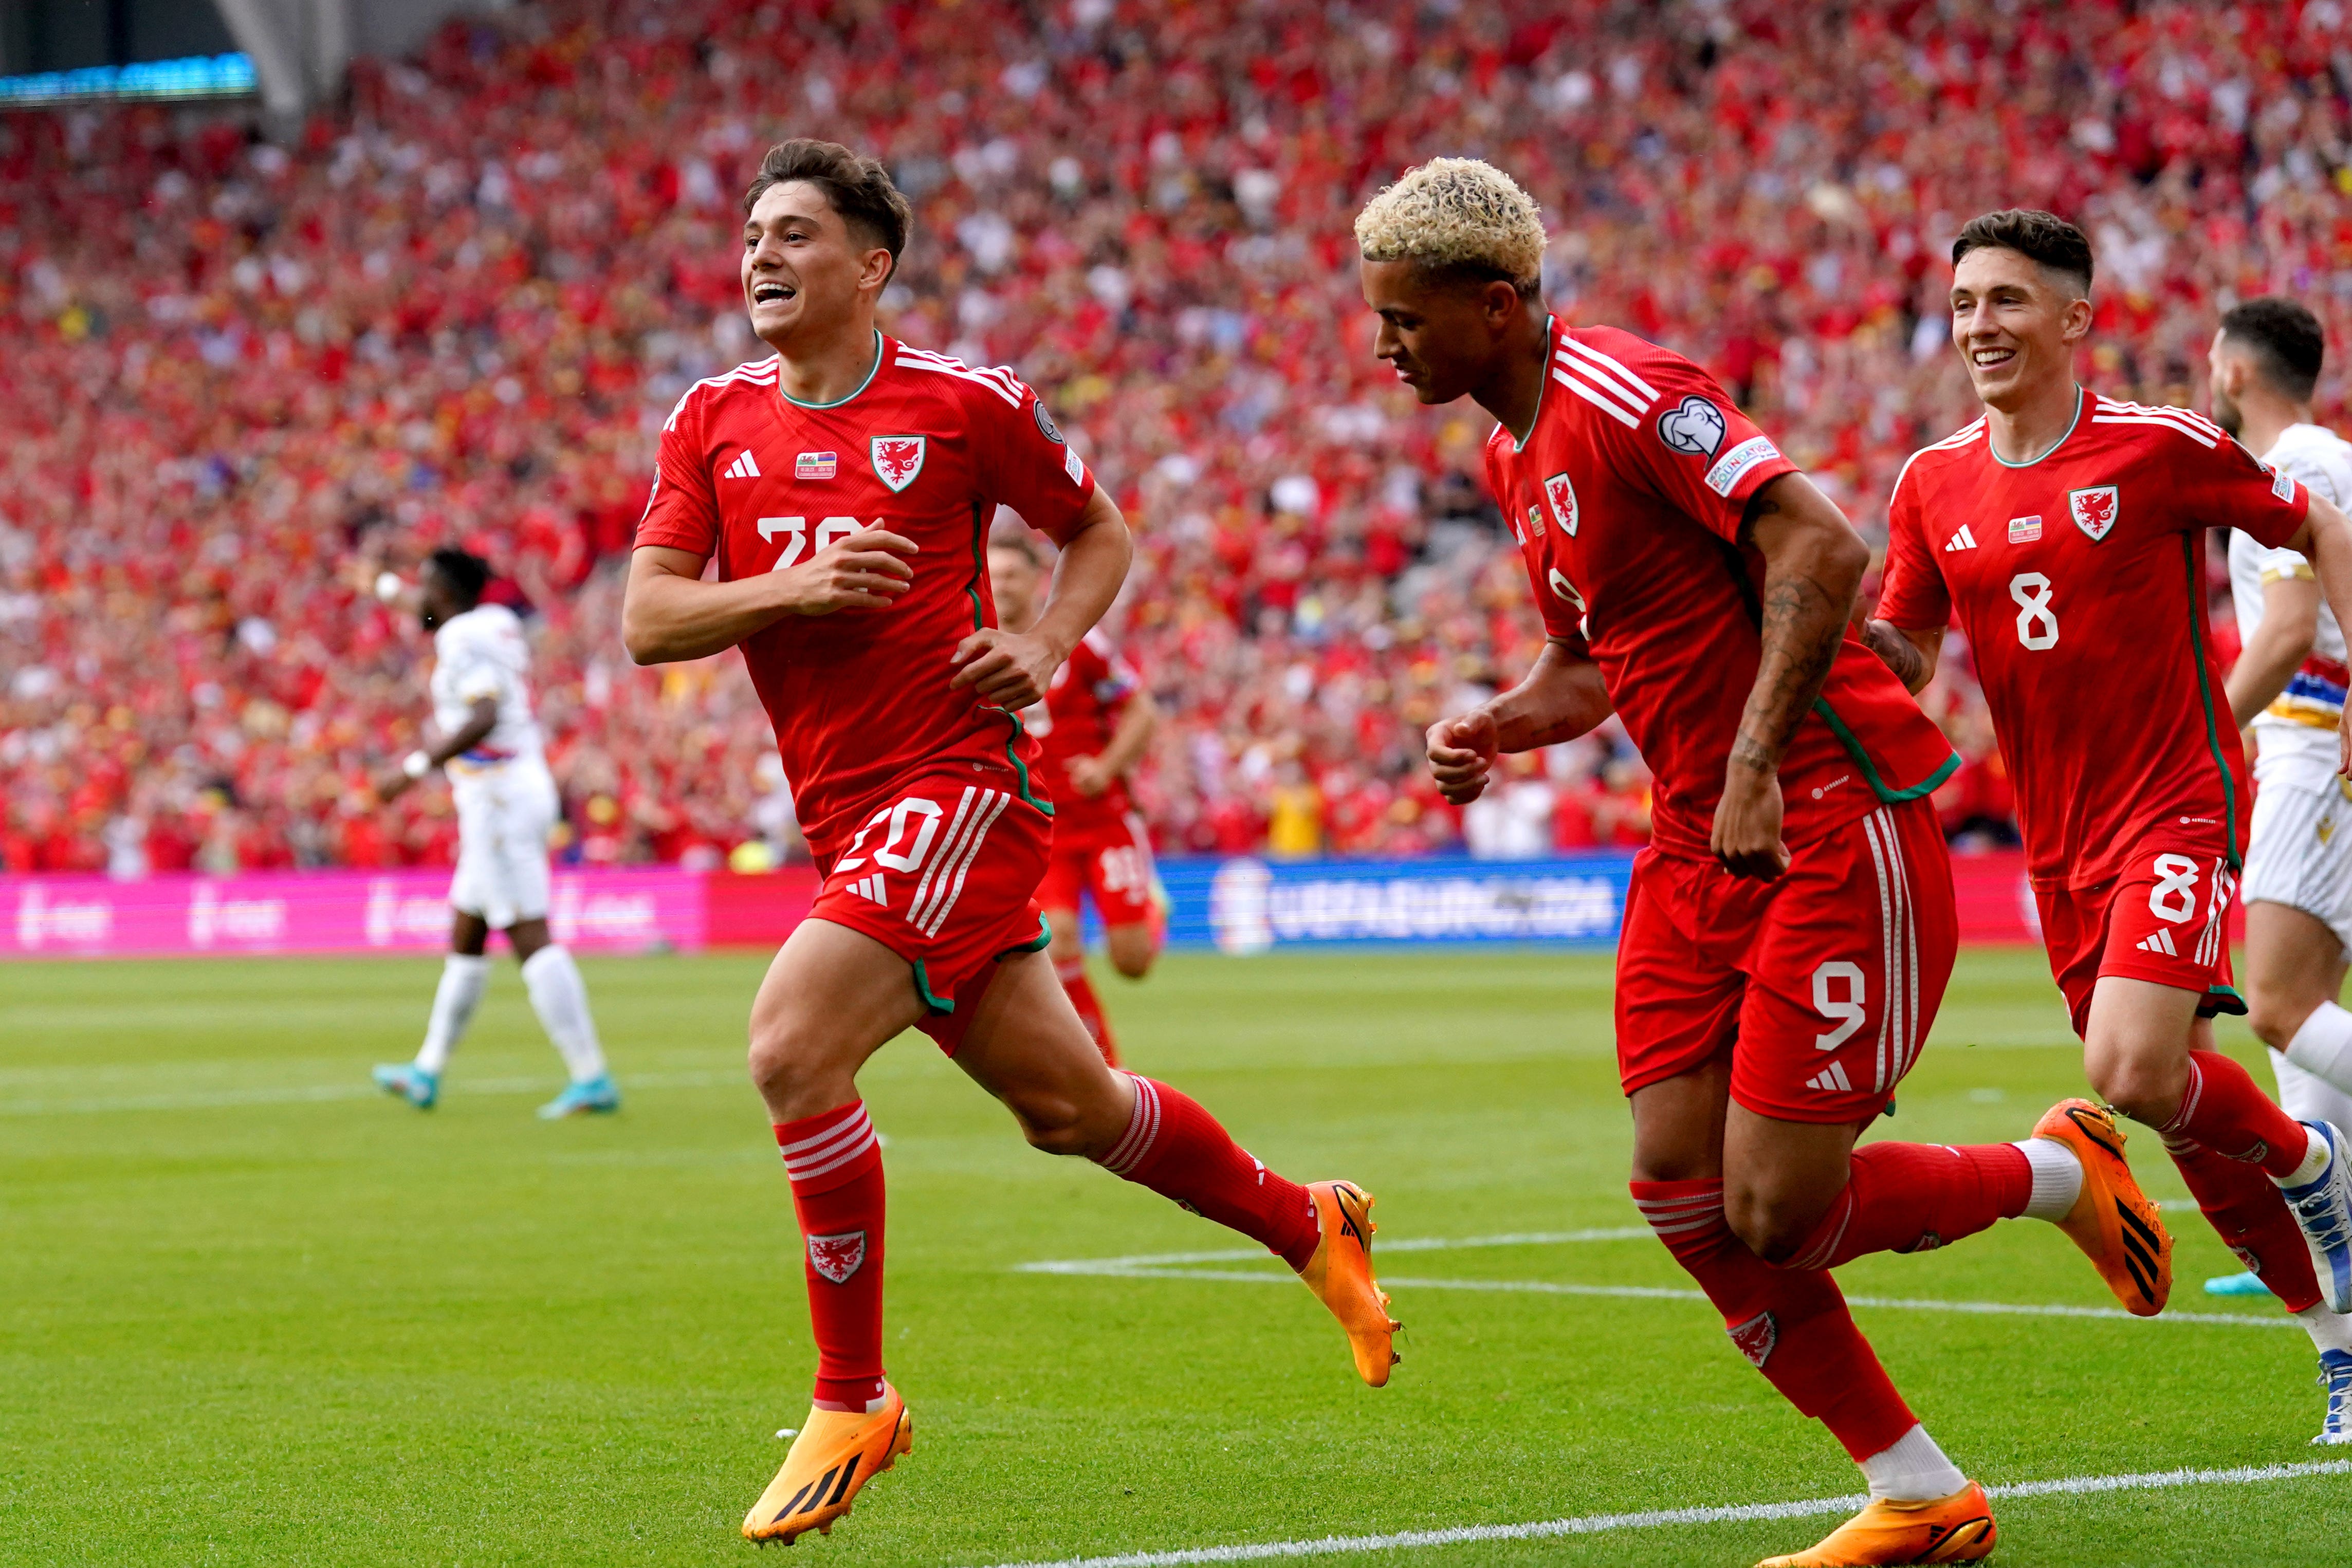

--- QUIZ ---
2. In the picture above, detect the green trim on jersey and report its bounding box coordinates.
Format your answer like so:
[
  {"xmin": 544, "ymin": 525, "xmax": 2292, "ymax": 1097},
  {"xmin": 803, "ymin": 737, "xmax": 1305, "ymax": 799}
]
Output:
[
  {"xmin": 1987, "ymin": 386, "xmax": 2083, "ymax": 469},
  {"xmin": 778, "ymin": 330, "xmax": 884, "ymax": 410},
  {"xmin": 1505, "ymin": 323, "xmax": 1558, "ymax": 454},
  {"xmin": 2182, "ymin": 533, "xmax": 2243, "ymax": 870},
  {"xmin": 911, "ymin": 958, "xmax": 952, "ymax": 1014},
  {"xmin": 1809, "ymin": 697, "xmax": 1963, "ymax": 804},
  {"xmin": 2200, "ymin": 982, "xmax": 2248, "ymax": 1019},
  {"xmin": 998, "ymin": 915, "xmax": 1053, "ymax": 960},
  {"xmin": 965, "ymin": 503, "xmax": 1054, "ymax": 817}
]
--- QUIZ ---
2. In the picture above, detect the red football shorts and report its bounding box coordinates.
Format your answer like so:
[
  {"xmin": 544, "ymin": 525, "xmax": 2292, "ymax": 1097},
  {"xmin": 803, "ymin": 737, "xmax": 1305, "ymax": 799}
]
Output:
[
  {"xmin": 1615, "ymin": 797, "xmax": 1958, "ymax": 1124},
  {"xmin": 808, "ymin": 769, "xmax": 1053, "ymax": 1054},
  {"xmin": 2034, "ymin": 835, "xmax": 2241, "ymax": 1038},
  {"xmin": 1037, "ymin": 808, "xmax": 1159, "ymax": 927}
]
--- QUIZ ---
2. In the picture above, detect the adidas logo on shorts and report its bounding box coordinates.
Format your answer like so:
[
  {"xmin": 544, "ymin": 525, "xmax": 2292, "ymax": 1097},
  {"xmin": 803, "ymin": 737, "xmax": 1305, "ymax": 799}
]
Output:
[
  {"xmin": 1807, "ymin": 1060, "xmax": 1853, "ymax": 1094},
  {"xmin": 2137, "ymin": 928, "xmax": 2178, "ymax": 956}
]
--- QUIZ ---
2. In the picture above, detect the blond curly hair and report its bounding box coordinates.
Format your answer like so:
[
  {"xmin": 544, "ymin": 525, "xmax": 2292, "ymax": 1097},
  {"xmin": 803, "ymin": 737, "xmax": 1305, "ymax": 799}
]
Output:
[{"xmin": 1353, "ymin": 157, "xmax": 1546, "ymax": 291}]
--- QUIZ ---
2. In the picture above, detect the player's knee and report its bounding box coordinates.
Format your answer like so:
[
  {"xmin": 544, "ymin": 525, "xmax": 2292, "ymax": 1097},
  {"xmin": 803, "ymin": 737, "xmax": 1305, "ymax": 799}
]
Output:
[
  {"xmin": 1008, "ymin": 1092, "xmax": 1097, "ymax": 1157},
  {"xmin": 2244, "ymin": 995, "xmax": 2312, "ymax": 1054},
  {"xmin": 745, "ymin": 1017, "xmax": 832, "ymax": 1104},
  {"xmin": 1106, "ymin": 939, "xmax": 1156, "ymax": 981},
  {"xmin": 1722, "ymin": 1185, "xmax": 1816, "ymax": 1266},
  {"xmin": 2084, "ymin": 1048, "xmax": 2183, "ymax": 1126}
]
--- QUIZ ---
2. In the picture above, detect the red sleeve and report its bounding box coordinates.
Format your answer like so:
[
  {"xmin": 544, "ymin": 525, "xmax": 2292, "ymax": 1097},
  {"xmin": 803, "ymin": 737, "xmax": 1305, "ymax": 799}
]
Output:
[
  {"xmin": 1874, "ymin": 455, "xmax": 1952, "ymax": 631},
  {"xmin": 2174, "ymin": 428, "xmax": 2310, "ymax": 549},
  {"xmin": 633, "ymin": 386, "xmax": 721, "ymax": 556},
  {"xmin": 1589, "ymin": 334, "xmax": 1796, "ymax": 543},
  {"xmin": 970, "ymin": 374, "xmax": 1095, "ymax": 543}
]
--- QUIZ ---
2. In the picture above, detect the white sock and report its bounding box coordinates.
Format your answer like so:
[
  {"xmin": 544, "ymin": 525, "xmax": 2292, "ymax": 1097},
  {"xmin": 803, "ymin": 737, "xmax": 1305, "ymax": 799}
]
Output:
[
  {"xmin": 522, "ymin": 945, "xmax": 607, "ymax": 1083},
  {"xmin": 416, "ymin": 954, "xmax": 490, "ymax": 1075},
  {"xmin": 2297, "ymin": 1303, "xmax": 2352, "ymax": 1355},
  {"xmin": 2271, "ymin": 1047, "xmax": 2352, "ymax": 1138},
  {"xmin": 1858, "ymin": 1423, "xmax": 1968, "ymax": 1502},
  {"xmin": 2285, "ymin": 1002, "xmax": 2352, "ymax": 1098},
  {"xmin": 2012, "ymin": 1136, "xmax": 2084, "ymax": 1222},
  {"xmin": 2275, "ymin": 1124, "xmax": 2333, "ymax": 1189}
]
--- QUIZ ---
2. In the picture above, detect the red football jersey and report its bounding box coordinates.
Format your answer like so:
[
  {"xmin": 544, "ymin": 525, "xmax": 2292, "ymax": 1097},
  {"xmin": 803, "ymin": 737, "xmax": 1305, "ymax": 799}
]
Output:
[
  {"xmin": 635, "ymin": 336, "xmax": 1096, "ymax": 857},
  {"xmin": 1483, "ymin": 319, "xmax": 1958, "ymax": 862},
  {"xmin": 1022, "ymin": 629, "xmax": 1141, "ymax": 829},
  {"xmin": 1877, "ymin": 391, "xmax": 2310, "ymax": 891}
]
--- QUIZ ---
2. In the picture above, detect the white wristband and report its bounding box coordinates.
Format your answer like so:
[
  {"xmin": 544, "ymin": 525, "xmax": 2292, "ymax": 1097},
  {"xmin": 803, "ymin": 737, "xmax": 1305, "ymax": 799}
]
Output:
[
  {"xmin": 401, "ymin": 750, "xmax": 432, "ymax": 780},
  {"xmin": 374, "ymin": 571, "xmax": 406, "ymax": 604}
]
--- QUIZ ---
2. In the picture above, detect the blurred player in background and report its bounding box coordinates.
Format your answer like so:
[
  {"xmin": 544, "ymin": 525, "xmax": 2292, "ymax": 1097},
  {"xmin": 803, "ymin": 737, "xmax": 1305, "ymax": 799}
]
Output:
[
  {"xmin": 366, "ymin": 548, "xmax": 618, "ymax": 1119},
  {"xmin": 988, "ymin": 531, "xmax": 1162, "ymax": 1066},
  {"xmin": 1370, "ymin": 160, "xmax": 2164, "ymax": 1567},
  {"xmin": 2209, "ymin": 299, "xmax": 2352, "ymax": 1386},
  {"xmin": 1869, "ymin": 213, "xmax": 2352, "ymax": 1440},
  {"xmin": 622, "ymin": 139, "xmax": 1396, "ymax": 1546}
]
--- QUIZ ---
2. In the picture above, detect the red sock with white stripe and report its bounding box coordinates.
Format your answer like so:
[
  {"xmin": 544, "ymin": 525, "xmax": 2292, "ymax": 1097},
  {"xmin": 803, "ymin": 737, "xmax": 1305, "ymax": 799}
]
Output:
[
  {"xmin": 1056, "ymin": 958, "xmax": 1120, "ymax": 1067},
  {"xmin": 2156, "ymin": 1050, "xmax": 2318, "ymax": 1180},
  {"xmin": 1778, "ymin": 1141, "xmax": 2035, "ymax": 1271},
  {"xmin": 2163, "ymin": 1132, "xmax": 2324, "ymax": 1313},
  {"xmin": 1633, "ymin": 1178, "xmax": 1921, "ymax": 1465},
  {"xmin": 1094, "ymin": 1073, "xmax": 1319, "ymax": 1271},
  {"xmin": 775, "ymin": 1101, "xmax": 888, "ymax": 1412}
]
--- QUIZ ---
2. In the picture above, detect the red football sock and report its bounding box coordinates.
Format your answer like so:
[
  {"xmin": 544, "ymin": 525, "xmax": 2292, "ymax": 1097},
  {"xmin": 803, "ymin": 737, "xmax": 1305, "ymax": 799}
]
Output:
[
  {"xmin": 1780, "ymin": 1141, "xmax": 2033, "ymax": 1271},
  {"xmin": 1057, "ymin": 957, "xmax": 1120, "ymax": 1067},
  {"xmin": 776, "ymin": 1101, "xmax": 887, "ymax": 1411},
  {"xmin": 1095, "ymin": 1074, "xmax": 1319, "ymax": 1271},
  {"xmin": 2163, "ymin": 1132, "xmax": 2323, "ymax": 1314},
  {"xmin": 2158, "ymin": 1050, "xmax": 2312, "ymax": 1179},
  {"xmin": 1634, "ymin": 1178, "xmax": 1918, "ymax": 1462}
]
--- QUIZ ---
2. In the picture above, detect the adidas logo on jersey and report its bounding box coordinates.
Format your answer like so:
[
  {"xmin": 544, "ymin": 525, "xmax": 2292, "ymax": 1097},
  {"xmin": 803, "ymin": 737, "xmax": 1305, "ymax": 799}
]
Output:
[
  {"xmin": 1945, "ymin": 525, "xmax": 1978, "ymax": 552},
  {"xmin": 1808, "ymin": 1060, "xmax": 1854, "ymax": 1093},
  {"xmin": 2137, "ymin": 928, "xmax": 2178, "ymax": 956},
  {"xmin": 724, "ymin": 450, "xmax": 763, "ymax": 479},
  {"xmin": 844, "ymin": 872, "xmax": 887, "ymax": 906}
]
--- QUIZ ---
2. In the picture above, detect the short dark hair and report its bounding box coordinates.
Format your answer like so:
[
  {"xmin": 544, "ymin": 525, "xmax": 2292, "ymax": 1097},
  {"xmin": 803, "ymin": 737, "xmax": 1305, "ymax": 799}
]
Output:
[
  {"xmin": 1413, "ymin": 258, "xmax": 1543, "ymax": 303},
  {"xmin": 425, "ymin": 546, "xmax": 491, "ymax": 608},
  {"xmin": 1952, "ymin": 209, "xmax": 2093, "ymax": 298},
  {"xmin": 743, "ymin": 138, "xmax": 912, "ymax": 284},
  {"xmin": 2219, "ymin": 296, "xmax": 2325, "ymax": 402}
]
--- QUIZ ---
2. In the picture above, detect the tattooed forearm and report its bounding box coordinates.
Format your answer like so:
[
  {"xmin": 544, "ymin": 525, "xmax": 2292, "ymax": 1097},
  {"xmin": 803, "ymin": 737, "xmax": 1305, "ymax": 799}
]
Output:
[
  {"xmin": 1733, "ymin": 571, "xmax": 1849, "ymax": 772},
  {"xmin": 1861, "ymin": 618, "xmax": 1930, "ymax": 693}
]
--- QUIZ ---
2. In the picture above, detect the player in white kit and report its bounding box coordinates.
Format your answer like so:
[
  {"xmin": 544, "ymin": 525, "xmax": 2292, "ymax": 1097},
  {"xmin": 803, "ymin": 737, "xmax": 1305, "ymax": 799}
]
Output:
[
  {"xmin": 368, "ymin": 548, "xmax": 619, "ymax": 1119},
  {"xmin": 2210, "ymin": 301, "xmax": 2352, "ymax": 1416}
]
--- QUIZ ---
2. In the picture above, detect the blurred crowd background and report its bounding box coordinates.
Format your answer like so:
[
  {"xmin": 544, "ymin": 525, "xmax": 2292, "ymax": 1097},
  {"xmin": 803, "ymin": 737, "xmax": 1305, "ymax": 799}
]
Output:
[{"xmin": 4, "ymin": 0, "xmax": 2349, "ymax": 875}]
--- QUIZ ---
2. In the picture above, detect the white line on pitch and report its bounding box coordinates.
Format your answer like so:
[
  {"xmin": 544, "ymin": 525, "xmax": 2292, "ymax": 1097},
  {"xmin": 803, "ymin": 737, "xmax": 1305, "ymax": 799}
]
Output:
[
  {"xmin": 1021, "ymin": 1245, "xmax": 2293, "ymax": 1330},
  {"xmin": 964, "ymin": 1459, "xmax": 2350, "ymax": 1568},
  {"xmin": 1014, "ymin": 1229, "xmax": 1652, "ymax": 1272}
]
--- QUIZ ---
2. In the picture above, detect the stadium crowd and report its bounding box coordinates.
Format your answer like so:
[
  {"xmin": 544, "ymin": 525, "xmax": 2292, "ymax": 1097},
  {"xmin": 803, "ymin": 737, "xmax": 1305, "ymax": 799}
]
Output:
[{"xmin": 3, "ymin": 0, "xmax": 2349, "ymax": 873}]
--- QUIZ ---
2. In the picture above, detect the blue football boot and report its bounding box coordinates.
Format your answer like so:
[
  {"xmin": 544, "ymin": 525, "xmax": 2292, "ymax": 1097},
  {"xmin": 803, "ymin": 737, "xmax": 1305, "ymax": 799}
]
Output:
[
  {"xmin": 537, "ymin": 1073, "xmax": 621, "ymax": 1120},
  {"xmin": 372, "ymin": 1062, "xmax": 439, "ymax": 1109},
  {"xmin": 2281, "ymin": 1121, "xmax": 2352, "ymax": 1313}
]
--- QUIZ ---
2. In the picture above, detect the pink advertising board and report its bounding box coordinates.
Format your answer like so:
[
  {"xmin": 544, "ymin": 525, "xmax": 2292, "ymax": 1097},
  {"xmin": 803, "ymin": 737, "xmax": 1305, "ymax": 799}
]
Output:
[{"xmin": 1, "ymin": 870, "xmax": 712, "ymax": 958}]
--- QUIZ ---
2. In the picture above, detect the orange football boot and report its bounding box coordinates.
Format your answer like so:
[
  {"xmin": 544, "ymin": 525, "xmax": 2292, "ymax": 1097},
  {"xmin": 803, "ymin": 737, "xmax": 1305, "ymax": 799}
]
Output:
[
  {"xmin": 1295, "ymin": 1180, "xmax": 1400, "ymax": 1386},
  {"xmin": 2033, "ymin": 1098, "xmax": 2172, "ymax": 1316},
  {"xmin": 741, "ymin": 1382, "xmax": 913, "ymax": 1545},
  {"xmin": 1756, "ymin": 1482, "xmax": 1997, "ymax": 1566}
]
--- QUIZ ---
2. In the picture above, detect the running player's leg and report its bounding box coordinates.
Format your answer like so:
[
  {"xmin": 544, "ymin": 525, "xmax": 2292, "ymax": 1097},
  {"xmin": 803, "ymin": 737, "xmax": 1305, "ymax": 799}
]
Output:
[
  {"xmin": 950, "ymin": 947, "xmax": 1398, "ymax": 1383},
  {"xmin": 1040, "ymin": 847, "xmax": 1117, "ymax": 1064},
  {"xmin": 1618, "ymin": 838, "xmax": 1986, "ymax": 1543},
  {"xmin": 2247, "ymin": 898, "xmax": 2352, "ymax": 1105},
  {"xmin": 1713, "ymin": 800, "xmax": 2164, "ymax": 1309},
  {"xmin": 494, "ymin": 767, "xmax": 616, "ymax": 1114},
  {"xmin": 741, "ymin": 917, "xmax": 924, "ymax": 1544},
  {"xmin": 1094, "ymin": 818, "xmax": 1164, "ymax": 981},
  {"xmin": 374, "ymin": 902, "xmax": 489, "ymax": 1107}
]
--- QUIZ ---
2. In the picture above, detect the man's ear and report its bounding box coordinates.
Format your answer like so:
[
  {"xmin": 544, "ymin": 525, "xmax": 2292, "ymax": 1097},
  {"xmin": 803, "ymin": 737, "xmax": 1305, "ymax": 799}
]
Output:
[
  {"xmin": 1484, "ymin": 279, "xmax": 1523, "ymax": 330},
  {"xmin": 2061, "ymin": 296, "xmax": 2093, "ymax": 345}
]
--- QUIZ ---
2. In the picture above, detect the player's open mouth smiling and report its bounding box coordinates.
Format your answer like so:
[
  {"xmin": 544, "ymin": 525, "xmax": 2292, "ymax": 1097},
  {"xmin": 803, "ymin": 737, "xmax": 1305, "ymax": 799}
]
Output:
[
  {"xmin": 1970, "ymin": 345, "xmax": 2016, "ymax": 368},
  {"xmin": 753, "ymin": 281, "xmax": 796, "ymax": 304}
]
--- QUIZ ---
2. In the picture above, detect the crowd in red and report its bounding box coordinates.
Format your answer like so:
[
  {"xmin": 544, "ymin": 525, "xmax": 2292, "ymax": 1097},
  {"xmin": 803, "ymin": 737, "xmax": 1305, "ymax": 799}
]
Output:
[{"xmin": 3, "ymin": 0, "xmax": 2347, "ymax": 874}]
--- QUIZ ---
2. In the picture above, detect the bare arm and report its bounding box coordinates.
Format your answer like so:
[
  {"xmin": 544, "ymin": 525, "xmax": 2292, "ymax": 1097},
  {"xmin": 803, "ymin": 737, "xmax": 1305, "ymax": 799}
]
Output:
[
  {"xmin": 1069, "ymin": 686, "xmax": 1158, "ymax": 797},
  {"xmin": 377, "ymin": 695, "xmax": 496, "ymax": 801},
  {"xmin": 949, "ymin": 486, "xmax": 1132, "ymax": 709},
  {"xmin": 1861, "ymin": 619, "xmax": 1946, "ymax": 695},
  {"xmin": 2226, "ymin": 571, "xmax": 2320, "ymax": 729},
  {"xmin": 1424, "ymin": 637, "xmax": 1614, "ymax": 805},
  {"xmin": 620, "ymin": 529, "xmax": 919, "ymax": 666},
  {"xmin": 1711, "ymin": 470, "xmax": 1870, "ymax": 878},
  {"xmin": 2280, "ymin": 488, "xmax": 2352, "ymax": 775}
]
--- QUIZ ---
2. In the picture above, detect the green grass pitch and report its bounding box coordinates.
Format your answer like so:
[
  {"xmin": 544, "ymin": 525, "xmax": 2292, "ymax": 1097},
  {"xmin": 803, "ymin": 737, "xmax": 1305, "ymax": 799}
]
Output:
[{"xmin": 5, "ymin": 947, "xmax": 2348, "ymax": 1565}]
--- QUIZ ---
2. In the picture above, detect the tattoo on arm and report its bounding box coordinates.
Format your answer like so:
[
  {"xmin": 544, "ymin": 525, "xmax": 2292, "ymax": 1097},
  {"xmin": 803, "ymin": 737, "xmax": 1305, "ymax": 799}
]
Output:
[
  {"xmin": 1860, "ymin": 619, "xmax": 1927, "ymax": 691},
  {"xmin": 1736, "ymin": 572, "xmax": 1847, "ymax": 771}
]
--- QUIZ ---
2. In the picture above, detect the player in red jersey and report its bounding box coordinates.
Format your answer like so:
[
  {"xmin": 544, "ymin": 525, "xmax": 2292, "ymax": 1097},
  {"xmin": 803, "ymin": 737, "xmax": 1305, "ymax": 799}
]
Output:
[
  {"xmin": 1363, "ymin": 161, "xmax": 2172, "ymax": 1566},
  {"xmin": 623, "ymin": 141, "xmax": 1398, "ymax": 1546},
  {"xmin": 1870, "ymin": 209, "xmax": 2352, "ymax": 1380},
  {"xmin": 988, "ymin": 532, "xmax": 1162, "ymax": 1065}
]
